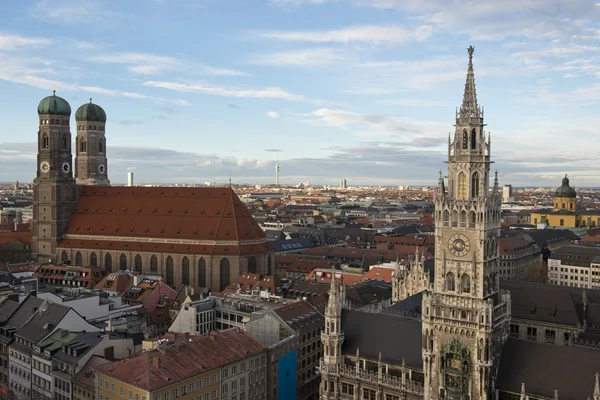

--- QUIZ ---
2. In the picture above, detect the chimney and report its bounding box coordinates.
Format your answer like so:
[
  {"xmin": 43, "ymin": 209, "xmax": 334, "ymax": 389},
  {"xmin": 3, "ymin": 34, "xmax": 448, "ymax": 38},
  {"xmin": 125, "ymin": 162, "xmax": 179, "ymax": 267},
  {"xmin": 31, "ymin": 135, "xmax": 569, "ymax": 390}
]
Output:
[
  {"xmin": 125, "ymin": 348, "xmax": 132, "ymax": 359},
  {"xmin": 152, "ymin": 355, "xmax": 160, "ymax": 368},
  {"xmin": 209, "ymin": 330, "xmax": 218, "ymax": 341},
  {"xmin": 133, "ymin": 274, "xmax": 141, "ymax": 287}
]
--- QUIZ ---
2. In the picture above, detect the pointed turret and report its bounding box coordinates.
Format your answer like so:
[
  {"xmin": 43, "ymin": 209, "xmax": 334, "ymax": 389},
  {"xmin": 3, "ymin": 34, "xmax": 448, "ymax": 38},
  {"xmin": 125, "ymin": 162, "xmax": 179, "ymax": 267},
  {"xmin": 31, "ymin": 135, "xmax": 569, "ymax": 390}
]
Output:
[
  {"xmin": 593, "ymin": 372, "xmax": 600, "ymax": 400},
  {"xmin": 459, "ymin": 45, "xmax": 480, "ymax": 122}
]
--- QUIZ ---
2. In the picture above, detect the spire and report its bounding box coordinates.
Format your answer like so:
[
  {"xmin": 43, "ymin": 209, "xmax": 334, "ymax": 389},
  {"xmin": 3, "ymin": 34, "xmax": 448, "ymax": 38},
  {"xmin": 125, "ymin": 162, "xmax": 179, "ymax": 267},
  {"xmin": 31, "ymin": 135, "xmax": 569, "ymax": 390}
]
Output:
[
  {"xmin": 459, "ymin": 45, "xmax": 480, "ymax": 122},
  {"xmin": 494, "ymin": 170, "xmax": 499, "ymax": 192},
  {"xmin": 520, "ymin": 383, "xmax": 526, "ymax": 400},
  {"xmin": 594, "ymin": 372, "xmax": 600, "ymax": 398}
]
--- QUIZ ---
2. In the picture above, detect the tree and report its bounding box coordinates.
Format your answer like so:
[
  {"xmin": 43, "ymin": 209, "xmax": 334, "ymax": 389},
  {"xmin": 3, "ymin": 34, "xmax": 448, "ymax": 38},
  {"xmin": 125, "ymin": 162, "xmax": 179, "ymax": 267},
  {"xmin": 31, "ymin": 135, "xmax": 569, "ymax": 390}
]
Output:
[{"xmin": 522, "ymin": 257, "xmax": 548, "ymax": 283}]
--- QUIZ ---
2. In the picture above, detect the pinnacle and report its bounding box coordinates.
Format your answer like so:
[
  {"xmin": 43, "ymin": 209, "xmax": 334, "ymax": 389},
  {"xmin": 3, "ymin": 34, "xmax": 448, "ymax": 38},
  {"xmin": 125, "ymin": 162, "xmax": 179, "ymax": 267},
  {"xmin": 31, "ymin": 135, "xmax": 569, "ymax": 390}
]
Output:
[{"xmin": 459, "ymin": 45, "xmax": 480, "ymax": 122}]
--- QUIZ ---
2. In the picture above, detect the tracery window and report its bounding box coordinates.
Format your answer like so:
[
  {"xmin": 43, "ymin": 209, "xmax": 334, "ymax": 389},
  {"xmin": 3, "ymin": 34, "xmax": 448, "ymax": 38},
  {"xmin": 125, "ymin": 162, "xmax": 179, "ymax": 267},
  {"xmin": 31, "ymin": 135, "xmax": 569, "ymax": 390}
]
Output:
[{"xmin": 458, "ymin": 173, "xmax": 467, "ymax": 199}]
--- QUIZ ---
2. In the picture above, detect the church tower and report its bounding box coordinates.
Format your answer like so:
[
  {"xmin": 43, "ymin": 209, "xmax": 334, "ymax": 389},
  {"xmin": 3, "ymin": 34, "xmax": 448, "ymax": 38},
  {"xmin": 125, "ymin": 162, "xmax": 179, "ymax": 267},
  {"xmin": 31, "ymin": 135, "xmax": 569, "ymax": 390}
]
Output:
[
  {"xmin": 32, "ymin": 91, "xmax": 77, "ymax": 263},
  {"xmin": 422, "ymin": 47, "xmax": 510, "ymax": 400},
  {"xmin": 74, "ymin": 99, "xmax": 110, "ymax": 185},
  {"xmin": 319, "ymin": 274, "xmax": 345, "ymax": 399}
]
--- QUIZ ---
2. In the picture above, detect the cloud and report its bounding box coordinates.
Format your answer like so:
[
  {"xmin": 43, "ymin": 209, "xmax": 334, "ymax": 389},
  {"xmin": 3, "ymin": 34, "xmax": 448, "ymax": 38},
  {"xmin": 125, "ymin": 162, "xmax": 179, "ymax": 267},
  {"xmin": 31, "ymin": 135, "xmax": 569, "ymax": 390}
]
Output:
[
  {"xmin": 118, "ymin": 120, "xmax": 144, "ymax": 125},
  {"xmin": 201, "ymin": 65, "xmax": 250, "ymax": 77},
  {"xmin": 0, "ymin": 34, "xmax": 52, "ymax": 51},
  {"xmin": 227, "ymin": 104, "xmax": 240, "ymax": 109},
  {"xmin": 0, "ymin": 54, "xmax": 190, "ymax": 107},
  {"xmin": 248, "ymin": 48, "xmax": 344, "ymax": 67},
  {"xmin": 266, "ymin": 111, "xmax": 279, "ymax": 118},
  {"xmin": 30, "ymin": 0, "xmax": 122, "ymax": 24},
  {"xmin": 90, "ymin": 52, "xmax": 182, "ymax": 75},
  {"xmin": 256, "ymin": 24, "xmax": 433, "ymax": 45},
  {"xmin": 265, "ymin": 149, "xmax": 283, "ymax": 152},
  {"xmin": 342, "ymin": 88, "xmax": 403, "ymax": 95},
  {"xmin": 144, "ymin": 80, "xmax": 329, "ymax": 104}
]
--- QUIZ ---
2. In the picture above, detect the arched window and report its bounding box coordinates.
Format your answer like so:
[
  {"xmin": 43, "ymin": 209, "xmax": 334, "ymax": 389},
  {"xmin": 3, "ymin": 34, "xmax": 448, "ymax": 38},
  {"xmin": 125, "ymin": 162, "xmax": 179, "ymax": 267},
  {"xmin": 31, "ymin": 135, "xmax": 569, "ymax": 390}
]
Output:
[
  {"xmin": 562, "ymin": 203, "xmax": 565, "ymax": 209},
  {"xmin": 50, "ymin": 119, "xmax": 54, "ymax": 125},
  {"xmin": 134, "ymin": 254, "xmax": 142, "ymax": 273},
  {"xmin": 461, "ymin": 274, "xmax": 471, "ymax": 293},
  {"xmin": 267, "ymin": 255, "xmax": 272, "ymax": 276},
  {"xmin": 61, "ymin": 251, "xmax": 68, "ymax": 263},
  {"xmin": 99, "ymin": 140, "xmax": 103, "ymax": 153},
  {"xmin": 470, "ymin": 128, "xmax": 476, "ymax": 149},
  {"xmin": 198, "ymin": 258, "xmax": 207, "ymax": 287},
  {"xmin": 471, "ymin": 172, "xmax": 479, "ymax": 197},
  {"xmin": 42, "ymin": 134, "xmax": 49, "ymax": 149},
  {"xmin": 462, "ymin": 130, "xmax": 468, "ymax": 149},
  {"xmin": 220, "ymin": 258, "xmax": 230, "ymax": 291},
  {"xmin": 75, "ymin": 251, "xmax": 82, "ymax": 265},
  {"xmin": 458, "ymin": 173, "xmax": 466, "ymax": 199},
  {"xmin": 460, "ymin": 211, "xmax": 467, "ymax": 224},
  {"xmin": 446, "ymin": 272, "xmax": 455, "ymax": 292},
  {"xmin": 150, "ymin": 255, "xmax": 158, "ymax": 272},
  {"xmin": 166, "ymin": 256, "xmax": 174, "ymax": 286},
  {"xmin": 80, "ymin": 140, "xmax": 87, "ymax": 153},
  {"xmin": 248, "ymin": 256, "xmax": 257, "ymax": 274},
  {"xmin": 469, "ymin": 211, "xmax": 476, "ymax": 228},
  {"xmin": 452, "ymin": 210, "xmax": 458, "ymax": 227},
  {"xmin": 90, "ymin": 252, "xmax": 97, "ymax": 267},
  {"xmin": 182, "ymin": 257, "xmax": 190, "ymax": 285},
  {"xmin": 61, "ymin": 135, "xmax": 68, "ymax": 150},
  {"xmin": 443, "ymin": 210, "xmax": 450, "ymax": 223},
  {"xmin": 119, "ymin": 254, "xmax": 127, "ymax": 271},
  {"xmin": 105, "ymin": 253, "xmax": 112, "ymax": 272}
]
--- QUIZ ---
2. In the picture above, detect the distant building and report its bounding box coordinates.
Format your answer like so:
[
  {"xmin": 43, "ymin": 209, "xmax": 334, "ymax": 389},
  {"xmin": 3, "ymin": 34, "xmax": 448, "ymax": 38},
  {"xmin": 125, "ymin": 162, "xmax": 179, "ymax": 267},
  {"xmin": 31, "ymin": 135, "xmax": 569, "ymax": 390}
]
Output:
[
  {"xmin": 530, "ymin": 176, "xmax": 600, "ymax": 228},
  {"xmin": 339, "ymin": 178, "xmax": 347, "ymax": 190},
  {"xmin": 502, "ymin": 184, "xmax": 513, "ymax": 203},
  {"xmin": 127, "ymin": 171, "xmax": 134, "ymax": 187},
  {"xmin": 548, "ymin": 245, "xmax": 600, "ymax": 289},
  {"xmin": 497, "ymin": 235, "xmax": 540, "ymax": 280}
]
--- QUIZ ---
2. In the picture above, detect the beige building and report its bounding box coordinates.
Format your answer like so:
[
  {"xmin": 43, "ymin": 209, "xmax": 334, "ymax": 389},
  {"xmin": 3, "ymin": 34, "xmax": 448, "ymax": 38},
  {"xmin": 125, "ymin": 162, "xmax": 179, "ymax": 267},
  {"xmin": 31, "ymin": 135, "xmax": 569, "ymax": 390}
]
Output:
[
  {"xmin": 96, "ymin": 329, "xmax": 267, "ymax": 400},
  {"xmin": 391, "ymin": 250, "xmax": 432, "ymax": 302}
]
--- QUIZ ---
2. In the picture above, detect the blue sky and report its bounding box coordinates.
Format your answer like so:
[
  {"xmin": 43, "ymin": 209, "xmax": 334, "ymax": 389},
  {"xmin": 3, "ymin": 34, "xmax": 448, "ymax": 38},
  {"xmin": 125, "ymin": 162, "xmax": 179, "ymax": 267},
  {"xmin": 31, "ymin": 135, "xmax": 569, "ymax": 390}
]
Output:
[{"xmin": 1, "ymin": 0, "xmax": 599, "ymax": 187}]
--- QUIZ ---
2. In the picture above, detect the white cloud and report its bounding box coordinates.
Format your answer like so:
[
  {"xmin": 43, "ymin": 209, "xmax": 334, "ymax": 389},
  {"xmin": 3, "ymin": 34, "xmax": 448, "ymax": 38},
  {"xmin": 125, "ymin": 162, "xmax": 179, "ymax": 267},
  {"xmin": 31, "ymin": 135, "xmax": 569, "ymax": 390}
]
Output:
[
  {"xmin": 0, "ymin": 34, "xmax": 51, "ymax": 51},
  {"xmin": 144, "ymin": 80, "xmax": 331, "ymax": 104},
  {"xmin": 201, "ymin": 65, "xmax": 250, "ymax": 77},
  {"xmin": 257, "ymin": 24, "xmax": 433, "ymax": 45},
  {"xmin": 266, "ymin": 111, "xmax": 279, "ymax": 118},
  {"xmin": 248, "ymin": 48, "xmax": 344, "ymax": 67},
  {"xmin": 90, "ymin": 52, "xmax": 182, "ymax": 75},
  {"xmin": 30, "ymin": 0, "xmax": 122, "ymax": 24}
]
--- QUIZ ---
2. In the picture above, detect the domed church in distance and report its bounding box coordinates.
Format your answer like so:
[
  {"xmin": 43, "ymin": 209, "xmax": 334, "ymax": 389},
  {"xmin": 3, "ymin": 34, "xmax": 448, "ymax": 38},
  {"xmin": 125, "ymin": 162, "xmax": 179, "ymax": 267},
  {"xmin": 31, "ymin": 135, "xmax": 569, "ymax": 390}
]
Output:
[{"xmin": 530, "ymin": 175, "xmax": 600, "ymax": 228}]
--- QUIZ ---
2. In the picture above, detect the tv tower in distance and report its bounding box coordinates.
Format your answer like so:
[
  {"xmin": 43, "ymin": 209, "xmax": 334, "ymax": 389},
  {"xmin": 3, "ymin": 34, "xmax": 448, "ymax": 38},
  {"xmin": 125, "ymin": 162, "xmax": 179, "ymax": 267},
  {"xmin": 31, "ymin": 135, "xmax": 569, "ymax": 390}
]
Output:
[{"xmin": 275, "ymin": 158, "xmax": 280, "ymax": 186}]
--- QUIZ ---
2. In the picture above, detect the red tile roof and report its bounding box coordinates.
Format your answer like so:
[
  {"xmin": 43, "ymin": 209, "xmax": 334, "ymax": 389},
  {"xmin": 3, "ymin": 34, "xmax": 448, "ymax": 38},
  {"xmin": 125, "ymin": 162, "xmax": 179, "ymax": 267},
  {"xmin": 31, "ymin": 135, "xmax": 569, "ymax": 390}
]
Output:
[
  {"xmin": 499, "ymin": 236, "xmax": 535, "ymax": 253},
  {"xmin": 0, "ymin": 231, "xmax": 32, "ymax": 247},
  {"xmin": 364, "ymin": 267, "xmax": 394, "ymax": 282},
  {"xmin": 74, "ymin": 355, "xmax": 111, "ymax": 390},
  {"xmin": 96, "ymin": 328, "xmax": 266, "ymax": 391},
  {"xmin": 60, "ymin": 187, "xmax": 269, "ymax": 255},
  {"xmin": 94, "ymin": 272, "xmax": 134, "ymax": 294},
  {"xmin": 306, "ymin": 269, "xmax": 365, "ymax": 286},
  {"xmin": 275, "ymin": 255, "xmax": 338, "ymax": 275}
]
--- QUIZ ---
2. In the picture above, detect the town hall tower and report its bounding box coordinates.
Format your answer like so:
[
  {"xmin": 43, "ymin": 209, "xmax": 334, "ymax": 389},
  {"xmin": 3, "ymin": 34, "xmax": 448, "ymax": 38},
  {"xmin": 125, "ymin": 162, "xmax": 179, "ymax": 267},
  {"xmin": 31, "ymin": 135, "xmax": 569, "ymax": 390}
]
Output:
[{"xmin": 421, "ymin": 47, "xmax": 510, "ymax": 400}]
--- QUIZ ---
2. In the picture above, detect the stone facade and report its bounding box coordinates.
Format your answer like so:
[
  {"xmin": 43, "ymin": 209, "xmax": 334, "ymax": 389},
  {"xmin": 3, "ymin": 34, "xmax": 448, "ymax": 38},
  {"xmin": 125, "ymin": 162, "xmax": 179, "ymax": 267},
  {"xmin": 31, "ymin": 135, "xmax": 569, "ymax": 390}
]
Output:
[
  {"xmin": 74, "ymin": 103, "xmax": 110, "ymax": 186},
  {"xmin": 392, "ymin": 250, "xmax": 432, "ymax": 303}
]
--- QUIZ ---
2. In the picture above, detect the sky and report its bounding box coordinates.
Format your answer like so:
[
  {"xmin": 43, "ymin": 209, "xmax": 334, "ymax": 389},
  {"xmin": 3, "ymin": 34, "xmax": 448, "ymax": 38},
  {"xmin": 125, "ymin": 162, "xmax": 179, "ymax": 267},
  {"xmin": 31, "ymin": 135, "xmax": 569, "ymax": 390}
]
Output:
[{"xmin": 1, "ymin": 0, "xmax": 600, "ymax": 187}]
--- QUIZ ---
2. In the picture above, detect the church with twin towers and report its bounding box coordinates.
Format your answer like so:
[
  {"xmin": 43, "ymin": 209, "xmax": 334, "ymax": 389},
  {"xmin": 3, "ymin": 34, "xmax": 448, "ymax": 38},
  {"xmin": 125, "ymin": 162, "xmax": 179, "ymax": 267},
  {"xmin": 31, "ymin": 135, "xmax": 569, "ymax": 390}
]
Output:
[{"xmin": 318, "ymin": 47, "xmax": 600, "ymax": 400}]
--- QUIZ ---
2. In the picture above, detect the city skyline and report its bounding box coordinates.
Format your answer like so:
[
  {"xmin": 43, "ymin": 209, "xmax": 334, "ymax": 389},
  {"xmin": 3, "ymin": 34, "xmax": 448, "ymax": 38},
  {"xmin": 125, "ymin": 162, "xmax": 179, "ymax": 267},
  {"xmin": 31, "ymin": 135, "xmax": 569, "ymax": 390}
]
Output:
[{"xmin": 1, "ymin": 0, "xmax": 599, "ymax": 186}]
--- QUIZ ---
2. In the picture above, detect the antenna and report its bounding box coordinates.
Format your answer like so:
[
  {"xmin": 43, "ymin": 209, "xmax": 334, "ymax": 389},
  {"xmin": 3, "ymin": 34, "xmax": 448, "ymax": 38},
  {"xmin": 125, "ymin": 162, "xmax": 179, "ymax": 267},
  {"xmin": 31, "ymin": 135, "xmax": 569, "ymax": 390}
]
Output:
[{"xmin": 229, "ymin": 172, "xmax": 232, "ymax": 188}]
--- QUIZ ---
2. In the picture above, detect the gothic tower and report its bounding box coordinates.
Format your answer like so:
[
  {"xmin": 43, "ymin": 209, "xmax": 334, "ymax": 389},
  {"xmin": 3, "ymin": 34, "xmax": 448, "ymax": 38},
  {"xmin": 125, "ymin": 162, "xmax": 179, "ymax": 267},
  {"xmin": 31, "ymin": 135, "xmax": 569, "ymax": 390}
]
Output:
[
  {"xmin": 32, "ymin": 91, "xmax": 77, "ymax": 263},
  {"xmin": 74, "ymin": 99, "xmax": 110, "ymax": 185},
  {"xmin": 422, "ymin": 47, "xmax": 510, "ymax": 400},
  {"xmin": 319, "ymin": 274, "xmax": 345, "ymax": 399}
]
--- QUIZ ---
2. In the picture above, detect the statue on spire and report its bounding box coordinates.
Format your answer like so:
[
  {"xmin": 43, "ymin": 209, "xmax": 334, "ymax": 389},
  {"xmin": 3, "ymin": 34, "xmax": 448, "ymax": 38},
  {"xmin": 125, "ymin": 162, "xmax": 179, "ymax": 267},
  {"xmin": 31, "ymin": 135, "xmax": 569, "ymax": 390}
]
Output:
[{"xmin": 468, "ymin": 45, "xmax": 475, "ymax": 58}]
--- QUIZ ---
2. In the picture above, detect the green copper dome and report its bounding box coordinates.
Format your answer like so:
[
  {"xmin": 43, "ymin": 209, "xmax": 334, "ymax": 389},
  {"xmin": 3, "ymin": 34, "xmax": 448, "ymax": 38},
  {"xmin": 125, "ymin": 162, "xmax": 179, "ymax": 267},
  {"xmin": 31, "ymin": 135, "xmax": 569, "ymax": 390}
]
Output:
[
  {"xmin": 555, "ymin": 175, "xmax": 576, "ymax": 198},
  {"xmin": 75, "ymin": 99, "xmax": 106, "ymax": 122},
  {"xmin": 37, "ymin": 91, "xmax": 71, "ymax": 116}
]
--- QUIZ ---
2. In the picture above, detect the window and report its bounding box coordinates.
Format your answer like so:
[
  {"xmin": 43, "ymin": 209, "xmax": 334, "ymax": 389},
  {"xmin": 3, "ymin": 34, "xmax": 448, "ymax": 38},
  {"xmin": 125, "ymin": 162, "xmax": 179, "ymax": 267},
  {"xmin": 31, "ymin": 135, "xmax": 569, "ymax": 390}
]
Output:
[
  {"xmin": 471, "ymin": 172, "xmax": 479, "ymax": 197},
  {"xmin": 223, "ymin": 369, "xmax": 228, "ymax": 379},
  {"xmin": 190, "ymin": 383, "xmax": 194, "ymax": 392},
  {"xmin": 198, "ymin": 258, "xmax": 207, "ymax": 287},
  {"xmin": 560, "ymin": 219, "xmax": 564, "ymax": 226},
  {"xmin": 105, "ymin": 253, "xmax": 112, "ymax": 272},
  {"xmin": 222, "ymin": 384, "xmax": 228, "ymax": 394},
  {"xmin": 527, "ymin": 327, "xmax": 537, "ymax": 341},
  {"xmin": 182, "ymin": 257, "xmax": 190, "ymax": 285},
  {"xmin": 458, "ymin": 172, "xmax": 466, "ymax": 199},
  {"xmin": 212, "ymin": 390, "xmax": 217, "ymax": 400},
  {"xmin": 150, "ymin": 255, "xmax": 158, "ymax": 272},
  {"xmin": 470, "ymin": 128, "xmax": 476, "ymax": 149},
  {"xmin": 90, "ymin": 252, "xmax": 97, "ymax": 267},
  {"xmin": 248, "ymin": 256, "xmax": 257, "ymax": 274},
  {"xmin": 232, "ymin": 366, "xmax": 237, "ymax": 375},
  {"xmin": 173, "ymin": 388, "xmax": 178, "ymax": 398},
  {"xmin": 99, "ymin": 140, "xmax": 104, "ymax": 153},
  {"xmin": 166, "ymin": 256, "xmax": 174, "ymax": 286},
  {"xmin": 182, "ymin": 385, "xmax": 187, "ymax": 395},
  {"xmin": 363, "ymin": 388, "xmax": 376, "ymax": 400},
  {"xmin": 198, "ymin": 379, "xmax": 203, "ymax": 389},
  {"xmin": 75, "ymin": 251, "xmax": 82, "ymax": 265},
  {"xmin": 510, "ymin": 324, "xmax": 519, "ymax": 337},
  {"xmin": 42, "ymin": 134, "xmax": 49, "ymax": 149},
  {"xmin": 220, "ymin": 258, "xmax": 230, "ymax": 291},
  {"xmin": 461, "ymin": 274, "xmax": 470, "ymax": 293},
  {"xmin": 135, "ymin": 254, "xmax": 143, "ymax": 273},
  {"xmin": 80, "ymin": 140, "xmax": 87, "ymax": 153},
  {"xmin": 446, "ymin": 272, "xmax": 455, "ymax": 292},
  {"xmin": 462, "ymin": 129, "xmax": 468, "ymax": 149},
  {"xmin": 120, "ymin": 387, "xmax": 124, "ymax": 396},
  {"xmin": 129, "ymin": 390, "xmax": 133, "ymax": 399},
  {"xmin": 120, "ymin": 253, "xmax": 127, "ymax": 271},
  {"xmin": 342, "ymin": 383, "xmax": 354, "ymax": 395},
  {"xmin": 62, "ymin": 135, "xmax": 68, "ymax": 150}
]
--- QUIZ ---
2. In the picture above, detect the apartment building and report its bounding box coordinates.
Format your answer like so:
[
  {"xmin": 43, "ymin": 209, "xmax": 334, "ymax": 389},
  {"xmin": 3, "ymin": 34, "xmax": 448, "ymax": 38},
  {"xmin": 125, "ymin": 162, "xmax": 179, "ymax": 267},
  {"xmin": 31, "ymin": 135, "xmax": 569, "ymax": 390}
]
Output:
[{"xmin": 547, "ymin": 245, "xmax": 600, "ymax": 288}]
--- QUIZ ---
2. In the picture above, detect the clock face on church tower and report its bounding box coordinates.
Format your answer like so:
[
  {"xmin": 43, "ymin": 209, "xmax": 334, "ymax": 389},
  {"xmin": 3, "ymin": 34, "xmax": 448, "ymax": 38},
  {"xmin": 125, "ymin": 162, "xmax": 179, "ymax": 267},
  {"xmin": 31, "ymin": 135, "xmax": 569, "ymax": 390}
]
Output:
[
  {"xmin": 449, "ymin": 234, "xmax": 470, "ymax": 256},
  {"xmin": 61, "ymin": 162, "xmax": 70, "ymax": 174},
  {"xmin": 40, "ymin": 161, "xmax": 49, "ymax": 173}
]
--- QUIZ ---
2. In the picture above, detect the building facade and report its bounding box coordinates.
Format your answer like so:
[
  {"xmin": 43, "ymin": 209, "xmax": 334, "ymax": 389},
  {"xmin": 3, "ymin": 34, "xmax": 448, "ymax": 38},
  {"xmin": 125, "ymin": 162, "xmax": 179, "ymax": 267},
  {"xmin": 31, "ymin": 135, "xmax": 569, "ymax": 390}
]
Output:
[
  {"xmin": 391, "ymin": 250, "xmax": 432, "ymax": 302},
  {"xmin": 547, "ymin": 245, "xmax": 600, "ymax": 289},
  {"xmin": 30, "ymin": 93, "xmax": 275, "ymax": 292}
]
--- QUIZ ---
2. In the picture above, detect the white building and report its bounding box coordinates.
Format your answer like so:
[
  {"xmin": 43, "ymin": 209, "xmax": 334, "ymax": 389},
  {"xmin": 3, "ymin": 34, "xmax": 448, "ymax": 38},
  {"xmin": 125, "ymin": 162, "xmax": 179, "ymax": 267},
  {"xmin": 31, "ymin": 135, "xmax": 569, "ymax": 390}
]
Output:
[
  {"xmin": 127, "ymin": 172, "xmax": 134, "ymax": 187},
  {"xmin": 547, "ymin": 245, "xmax": 600, "ymax": 289}
]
